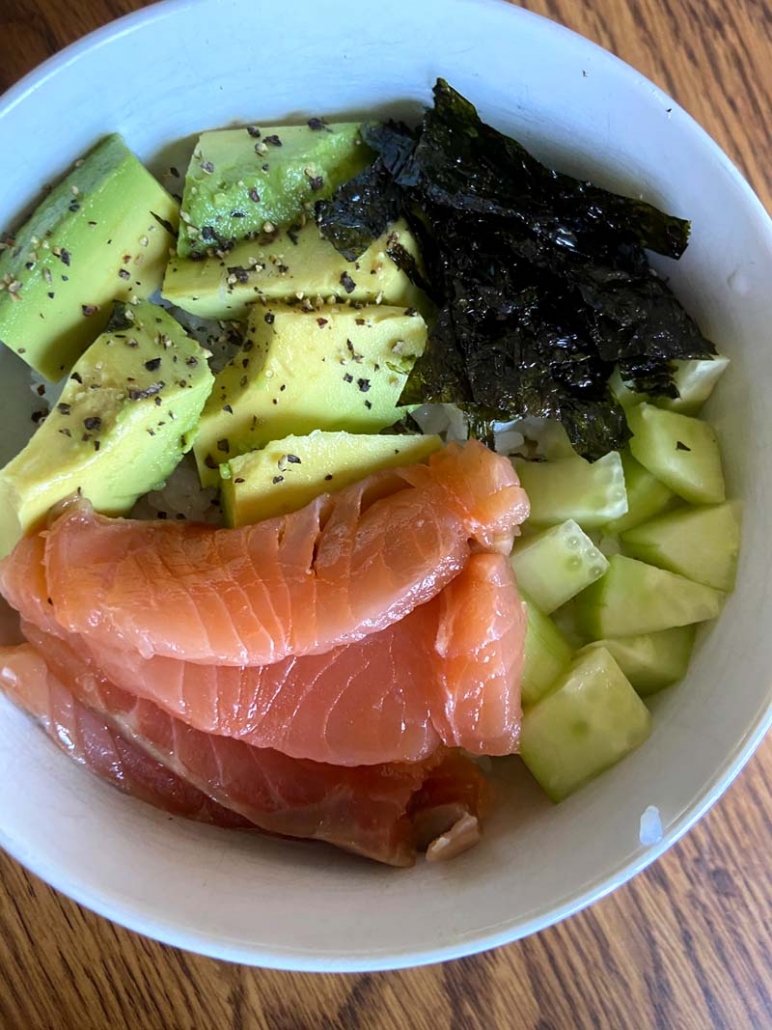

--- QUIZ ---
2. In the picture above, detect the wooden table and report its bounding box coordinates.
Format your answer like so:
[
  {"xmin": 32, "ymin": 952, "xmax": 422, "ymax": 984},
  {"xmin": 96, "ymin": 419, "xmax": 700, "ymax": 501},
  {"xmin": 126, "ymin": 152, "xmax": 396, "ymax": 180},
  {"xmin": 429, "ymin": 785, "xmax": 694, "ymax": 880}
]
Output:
[{"xmin": 0, "ymin": 1, "xmax": 770, "ymax": 1027}]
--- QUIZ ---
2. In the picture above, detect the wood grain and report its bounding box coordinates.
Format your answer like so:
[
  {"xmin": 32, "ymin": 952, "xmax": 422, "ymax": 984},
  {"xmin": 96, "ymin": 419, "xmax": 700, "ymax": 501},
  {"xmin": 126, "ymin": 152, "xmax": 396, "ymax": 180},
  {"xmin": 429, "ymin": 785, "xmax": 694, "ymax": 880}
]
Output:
[{"xmin": 0, "ymin": 1, "xmax": 771, "ymax": 1028}]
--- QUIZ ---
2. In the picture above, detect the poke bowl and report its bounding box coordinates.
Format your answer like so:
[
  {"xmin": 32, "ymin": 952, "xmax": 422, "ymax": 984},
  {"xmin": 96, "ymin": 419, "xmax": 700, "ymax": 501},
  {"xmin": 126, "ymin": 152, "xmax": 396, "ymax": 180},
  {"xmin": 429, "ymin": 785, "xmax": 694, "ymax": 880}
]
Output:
[{"xmin": 0, "ymin": 0, "xmax": 770, "ymax": 972}]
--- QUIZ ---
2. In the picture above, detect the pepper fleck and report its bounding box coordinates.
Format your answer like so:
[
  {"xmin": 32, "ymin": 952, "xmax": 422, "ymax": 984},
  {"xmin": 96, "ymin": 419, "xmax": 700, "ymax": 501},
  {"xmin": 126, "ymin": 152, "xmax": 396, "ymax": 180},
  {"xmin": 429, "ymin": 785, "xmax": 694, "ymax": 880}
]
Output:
[
  {"xmin": 264, "ymin": 135, "xmax": 282, "ymax": 146},
  {"xmin": 227, "ymin": 266, "xmax": 250, "ymax": 284},
  {"xmin": 222, "ymin": 404, "xmax": 234, "ymax": 413},
  {"xmin": 70, "ymin": 371, "xmax": 83, "ymax": 383},
  {"xmin": 340, "ymin": 271, "xmax": 356, "ymax": 294},
  {"xmin": 200, "ymin": 160, "xmax": 215, "ymax": 174},
  {"xmin": 249, "ymin": 187, "xmax": 261, "ymax": 203},
  {"xmin": 128, "ymin": 381, "xmax": 165, "ymax": 400},
  {"xmin": 217, "ymin": 438, "xmax": 230, "ymax": 453},
  {"xmin": 118, "ymin": 269, "xmax": 131, "ymax": 280},
  {"xmin": 204, "ymin": 454, "xmax": 217, "ymax": 470},
  {"xmin": 144, "ymin": 358, "xmax": 162, "ymax": 371},
  {"xmin": 235, "ymin": 477, "xmax": 245, "ymax": 484},
  {"xmin": 265, "ymin": 312, "xmax": 275, "ymax": 324},
  {"xmin": 357, "ymin": 378, "xmax": 371, "ymax": 392},
  {"xmin": 343, "ymin": 373, "xmax": 353, "ymax": 383},
  {"xmin": 364, "ymin": 400, "xmax": 372, "ymax": 409},
  {"xmin": 287, "ymin": 454, "xmax": 301, "ymax": 464},
  {"xmin": 57, "ymin": 403, "xmax": 71, "ymax": 415},
  {"xmin": 316, "ymin": 318, "xmax": 328, "ymax": 327},
  {"xmin": 309, "ymin": 175, "xmax": 324, "ymax": 192},
  {"xmin": 307, "ymin": 117, "xmax": 327, "ymax": 131},
  {"xmin": 272, "ymin": 475, "xmax": 284, "ymax": 484},
  {"xmin": 60, "ymin": 248, "xmax": 72, "ymax": 266},
  {"xmin": 324, "ymin": 473, "xmax": 334, "ymax": 481},
  {"xmin": 83, "ymin": 416, "xmax": 102, "ymax": 431},
  {"xmin": 247, "ymin": 126, "xmax": 261, "ymax": 138}
]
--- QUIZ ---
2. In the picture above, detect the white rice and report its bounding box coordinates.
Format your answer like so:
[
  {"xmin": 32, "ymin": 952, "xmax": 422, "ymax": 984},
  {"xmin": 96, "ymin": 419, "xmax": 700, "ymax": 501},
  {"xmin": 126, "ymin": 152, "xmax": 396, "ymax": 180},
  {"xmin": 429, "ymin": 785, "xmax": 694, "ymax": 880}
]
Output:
[
  {"xmin": 164, "ymin": 304, "xmax": 243, "ymax": 374},
  {"xmin": 412, "ymin": 404, "xmax": 576, "ymax": 461},
  {"xmin": 130, "ymin": 453, "xmax": 221, "ymax": 523}
]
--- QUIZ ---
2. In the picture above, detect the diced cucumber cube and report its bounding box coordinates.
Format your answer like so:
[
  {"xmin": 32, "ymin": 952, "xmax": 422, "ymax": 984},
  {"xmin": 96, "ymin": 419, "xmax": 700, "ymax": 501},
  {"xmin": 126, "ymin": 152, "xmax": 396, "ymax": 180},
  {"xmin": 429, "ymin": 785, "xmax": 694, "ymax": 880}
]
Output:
[
  {"xmin": 510, "ymin": 520, "xmax": 609, "ymax": 614},
  {"xmin": 603, "ymin": 450, "xmax": 676, "ymax": 534},
  {"xmin": 621, "ymin": 501, "xmax": 740, "ymax": 593},
  {"xmin": 579, "ymin": 626, "xmax": 696, "ymax": 696},
  {"xmin": 522, "ymin": 594, "xmax": 574, "ymax": 707},
  {"xmin": 657, "ymin": 355, "xmax": 730, "ymax": 415},
  {"xmin": 520, "ymin": 646, "xmax": 652, "ymax": 802},
  {"xmin": 608, "ymin": 355, "xmax": 730, "ymax": 416},
  {"xmin": 574, "ymin": 554, "xmax": 724, "ymax": 638},
  {"xmin": 608, "ymin": 368, "xmax": 644, "ymax": 410},
  {"xmin": 515, "ymin": 451, "xmax": 627, "ymax": 529},
  {"xmin": 627, "ymin": 403, "xmax": 725, "ymax": 505}
]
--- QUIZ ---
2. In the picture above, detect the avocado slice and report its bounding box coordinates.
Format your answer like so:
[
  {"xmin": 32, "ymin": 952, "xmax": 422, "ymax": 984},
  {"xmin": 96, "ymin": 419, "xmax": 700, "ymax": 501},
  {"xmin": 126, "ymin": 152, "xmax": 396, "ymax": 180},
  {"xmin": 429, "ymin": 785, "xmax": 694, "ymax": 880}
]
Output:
[
  {"xmin": 163, "ymin": 218, "xmax": 427, "ymax": 322},
  {"xmin": 0, "ymin": 135, "xmax": 179, "ymax": 382},
  {"xmin": 194, "ymin": 303, "xmax": 427, "ymax": 487},
  {"xmin": 220, "ymin": 430, "xmax": 442, "ymax": 525},
  {"xmin": 177, "ymin": 122, "xmax": 372, "ymax": 258},
  {"xmin": 0, "ymin": 300, "xmax": 214, "ymax": 558}
]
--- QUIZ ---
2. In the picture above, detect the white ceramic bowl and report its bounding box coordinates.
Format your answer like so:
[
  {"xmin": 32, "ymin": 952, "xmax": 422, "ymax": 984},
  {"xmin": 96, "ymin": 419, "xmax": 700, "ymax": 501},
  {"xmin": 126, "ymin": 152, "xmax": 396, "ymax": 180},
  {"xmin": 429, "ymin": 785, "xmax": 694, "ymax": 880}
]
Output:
[{"xmin": 1, "ymin": 0, "xmax": 771, "ymax": 972}]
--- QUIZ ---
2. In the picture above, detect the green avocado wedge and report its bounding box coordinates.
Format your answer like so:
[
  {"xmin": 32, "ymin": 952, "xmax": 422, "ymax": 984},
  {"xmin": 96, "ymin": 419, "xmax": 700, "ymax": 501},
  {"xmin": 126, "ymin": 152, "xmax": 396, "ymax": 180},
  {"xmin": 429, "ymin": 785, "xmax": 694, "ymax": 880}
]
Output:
[
  {"xmin": 0, "ymin": 135, "xmax": 179, "ymax": 382},
  {"xmin": 0, "ymin": 300, "xmax": 213, "ymax": 558},
  {"xmin": 177, "ymin": 122, "xmax": 372, "ymax": 257}
]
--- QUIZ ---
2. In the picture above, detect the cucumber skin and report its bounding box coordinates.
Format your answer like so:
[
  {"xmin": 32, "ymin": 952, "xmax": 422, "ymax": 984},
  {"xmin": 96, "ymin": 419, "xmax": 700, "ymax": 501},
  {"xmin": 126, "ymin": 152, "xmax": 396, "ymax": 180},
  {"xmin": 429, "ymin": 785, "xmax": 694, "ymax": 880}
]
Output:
[
  {"xmin": 574, "ymin": 555, "xmax": 724, "ymax": 638},
  {"xmin": 520, "ymin": 646, "xmax": 652, "ymax": 802}
]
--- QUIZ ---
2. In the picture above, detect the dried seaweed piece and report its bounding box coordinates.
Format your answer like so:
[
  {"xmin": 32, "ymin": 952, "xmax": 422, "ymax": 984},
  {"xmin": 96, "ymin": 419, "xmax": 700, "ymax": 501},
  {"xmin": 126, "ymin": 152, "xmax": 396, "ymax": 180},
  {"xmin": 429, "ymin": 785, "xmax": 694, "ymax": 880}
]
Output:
[
  {"xmin": 316, "ymin": 159, "xmax": 401, "ymax": 262},
  {"xmin": 402, "ymin": 79, "xmax": 691, "ymax": 260},
  {"xmin": 320, "ymin": 79, "xmax": 714, "ymax": 458}
]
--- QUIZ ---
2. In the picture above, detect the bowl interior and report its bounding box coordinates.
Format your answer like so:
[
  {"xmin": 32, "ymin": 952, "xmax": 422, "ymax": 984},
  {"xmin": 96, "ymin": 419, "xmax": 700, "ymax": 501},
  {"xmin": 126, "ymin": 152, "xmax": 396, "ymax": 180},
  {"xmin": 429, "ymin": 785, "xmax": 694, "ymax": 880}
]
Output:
[{"xmin": 1, "ymin": 0, "xmax": 771, "ymax": 971}]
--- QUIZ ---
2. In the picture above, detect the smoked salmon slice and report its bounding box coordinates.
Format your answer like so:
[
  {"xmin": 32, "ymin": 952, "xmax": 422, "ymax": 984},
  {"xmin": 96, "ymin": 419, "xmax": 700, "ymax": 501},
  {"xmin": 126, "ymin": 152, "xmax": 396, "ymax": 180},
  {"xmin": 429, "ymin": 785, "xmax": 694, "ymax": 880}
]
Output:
[
  {"xmin": 8, "ymin": 544, "xmax": 525, "ymax": 765},
  {"xmin": 0, "ymin": 644, "xmax": 249, "ymax": 828},
  {"xmin": 6, "ymin": 634, "xmax": 491, "ymax": 866},
  {"xmin": 15, "ymin": 441, "xmax": 528, "ymax": 666},
  {"xmin": 432, "ymin": 552, "xmax": 525, "ymax": 755}
]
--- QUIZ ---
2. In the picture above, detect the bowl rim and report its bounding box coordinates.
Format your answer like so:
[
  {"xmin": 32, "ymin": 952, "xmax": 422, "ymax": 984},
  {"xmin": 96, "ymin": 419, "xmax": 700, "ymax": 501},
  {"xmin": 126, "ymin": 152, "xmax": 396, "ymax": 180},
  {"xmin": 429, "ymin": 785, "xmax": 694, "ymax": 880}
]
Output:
[{"xmin": 1, "ymin": 0, "xmax": 771, "ymax": 973}]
